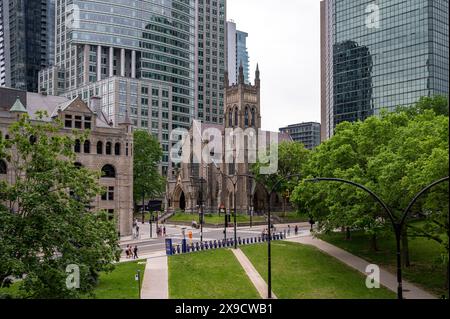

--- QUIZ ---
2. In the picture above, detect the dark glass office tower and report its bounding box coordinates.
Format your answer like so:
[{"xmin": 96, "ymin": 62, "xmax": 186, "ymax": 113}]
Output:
[
  {"xmin": 321, "ymin": 0, "xmax": 449, "ymax": 139},
  {"xmin": 0, "ymin": 0, "xmax": 55, "ymax": 92},
  {"xmin": 195, "ymin": 0, "xmax": 226, "ymax": 125}
]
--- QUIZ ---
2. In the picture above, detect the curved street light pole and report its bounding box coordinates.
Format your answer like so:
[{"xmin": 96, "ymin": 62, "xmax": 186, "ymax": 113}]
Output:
[
  {"xmin": 216, "ymin": 171, "xmax": 239, "ymax": 249},
  {"xmin": 241, "ymin": 173, "xmax": 302, "ymax": 299},
  {"xmin": 306, "ymin": 176, "xmax": 449, "ymax": 300}
]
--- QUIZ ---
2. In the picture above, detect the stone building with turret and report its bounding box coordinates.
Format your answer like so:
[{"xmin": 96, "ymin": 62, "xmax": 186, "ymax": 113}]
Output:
[
  {"xmin": 166, "ymin": 65, "xmax": 291, "ymax": 215},
  {"xmin": 0, "ymin": 87, "xmax": 134, "ymax": 236}
]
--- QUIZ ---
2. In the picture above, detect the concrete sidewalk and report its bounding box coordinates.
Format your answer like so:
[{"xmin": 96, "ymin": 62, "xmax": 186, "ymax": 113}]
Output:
[
  {"xmin": 141, "ymin": 254, "xmax": 169, "ymax": 299},
  {"xmin": 287, "ymin": 236, "xmax": 436, "ymax": 299},
  {"xmin": 232, "ymin": 248, "xmax": 277, "ymax": 299}
]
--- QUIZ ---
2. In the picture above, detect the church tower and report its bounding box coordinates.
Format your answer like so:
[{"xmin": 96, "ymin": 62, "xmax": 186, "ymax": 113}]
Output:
[
  {"xmin": 224, "ymin": 63, "xmax": 261, "ymax": 130},
  {"xmin": 222, "ymin": 64, "xmax": 262, "ymax": 213}
]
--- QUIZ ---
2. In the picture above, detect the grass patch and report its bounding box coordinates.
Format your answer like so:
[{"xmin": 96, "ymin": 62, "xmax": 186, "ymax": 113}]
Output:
[
  {"xmin": 88, "ymin": 260, "xmax": 146, "ymax": 299},
  {"xmin": 169, "ymin": 249, "xmax": 260, "ymax": 299},
  {"xmin": 241, "ymin": 241, "xmax": 395, "ymax": 299},
  {"xmin": 0, "ymin": 281, "xmax": 23, "ymax": 299},
  {"xmin": 272, "ymin": 211, "xmax": 310, "ymax": 222},
  {"xmin": 319, "ymin": 231, "xmax": 448, "ymax": 298},
  {"xmin": 168, "ymin": 213, "xmax": 265, "ymax": 225}
]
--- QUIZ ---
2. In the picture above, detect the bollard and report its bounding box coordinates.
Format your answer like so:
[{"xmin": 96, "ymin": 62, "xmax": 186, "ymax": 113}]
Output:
[
  {"xmin": 214, "ymin": 240, "xmax": 218, "ymax": 249},
  {"xmin": 172, "ymin": 247, "xmax": 176, "ymax": 255},
  {"xmin": 238, "ymin": 237, "xmax": 242, "ymax": 245},
  {"xmin": 196, "ymin": 242, "xmax": 200, "ymax": 251},
  {"xmin": 176, "ymin": 245, "xmax": 181, "ymax": 254}
]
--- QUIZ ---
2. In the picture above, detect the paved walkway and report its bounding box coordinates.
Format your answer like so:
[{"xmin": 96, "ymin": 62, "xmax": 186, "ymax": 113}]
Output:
[
  {"xmin": 287, "ymin": 236, "xmax": 436, "ymax": 299},
  {"xmin": 141, "ymin": 254, "xmax": 169, "ymax": 299},
  {"xmin": 232, "ymin": 249, "xmax": 277, "ymax": 299}
]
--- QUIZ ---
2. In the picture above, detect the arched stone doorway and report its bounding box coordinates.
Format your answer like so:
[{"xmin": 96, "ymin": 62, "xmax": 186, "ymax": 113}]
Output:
[
  {"xmin": 179, "ymin": 191, "xmax": 186, "ymax": 211},
  {"xmin": 173, "ymin": 185, "xmax": 186, "ymax": 211}
]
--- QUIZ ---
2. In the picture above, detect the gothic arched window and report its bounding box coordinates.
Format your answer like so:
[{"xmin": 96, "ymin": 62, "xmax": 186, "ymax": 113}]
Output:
[
  {"xmin": 234, "ymin": 108, "xmax": 238, "ymax": 127},
  {"xmin": 228, "ymin": 109, "xmax": 232, "ymax": 127},
  {"xmin": 245, "ymin": 107, "xmax": 249, "ymax": 127},
  {"xmin": 251, "ymin": 108, "xmax": 256, "ymax": 126}
]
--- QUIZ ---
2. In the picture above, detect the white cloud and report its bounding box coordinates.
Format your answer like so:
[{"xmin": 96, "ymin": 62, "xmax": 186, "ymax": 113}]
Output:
[{"xmin": 227, "ymin": 0, "xmax": 321, "ymax": 132}]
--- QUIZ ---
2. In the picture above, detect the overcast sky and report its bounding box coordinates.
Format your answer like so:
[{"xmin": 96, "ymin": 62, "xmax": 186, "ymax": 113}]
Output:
[{"xmin": 227, "ymin": 0, "xmax": 321, "ymax": 132}]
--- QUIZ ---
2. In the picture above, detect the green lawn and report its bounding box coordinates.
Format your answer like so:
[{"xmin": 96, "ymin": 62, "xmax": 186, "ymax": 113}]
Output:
[
  {"xmin": 168, "ymin": 249, "xmax": 260, "ymax": 299},
  {"xmin": 241, "ymin": 241, "xmax": 395, "ymax": 299},
  {"xmin": 272, "ymin": 211, "xmax": 310, "ymax": 222},
  {"xmin": 319, "ymin": 231, "xmax": 448, "ymax": 298},
  {"xmin": 88, "ymin": 260, "xmax": 146, "ymax": 299},
  {"xmin": 168, "ymin": 212, "xmax": 265, "ymax": 225},
  {"xmin": 0, "ymin": 260, "xmax": 146, "ymax": 299}
]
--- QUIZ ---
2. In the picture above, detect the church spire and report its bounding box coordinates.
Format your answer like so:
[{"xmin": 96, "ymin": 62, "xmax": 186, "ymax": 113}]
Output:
[
  {"xmin": 238, "ymin": 60, "xmax": 244, "ymax": 84},
  {"xmin": 255, "ymin": 63, "xmax": 260, "ymax": 87}
]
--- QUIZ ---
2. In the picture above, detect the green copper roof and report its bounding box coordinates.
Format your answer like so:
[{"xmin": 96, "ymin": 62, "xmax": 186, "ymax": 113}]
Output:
[{"xmin": 10, "ymin": 97, "xmax": 27, "ymax": 113}]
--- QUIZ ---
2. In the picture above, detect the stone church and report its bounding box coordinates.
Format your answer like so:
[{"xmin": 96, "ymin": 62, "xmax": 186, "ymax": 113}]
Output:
[{"xmin": 166, "ymin": 65, "xmax": 292, "ymax": 215}]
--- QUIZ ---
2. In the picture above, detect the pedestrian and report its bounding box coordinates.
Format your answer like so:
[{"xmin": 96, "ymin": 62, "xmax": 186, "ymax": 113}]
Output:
[
  {"xmin": 125, "ymin": 245, "xmax": 130, "ymax": 259},
  {"xmin": 295, "ymin": 225, "xmax": 298, "ymax": 235},
  {"xmin": 136, "ymin": 225, "xmax": 140, "ymax": 238},
  {"xmin": 288, "ymin": 225, "xmax": 291, "ymax": 237},
  {"xmin": 133, "ymin": 245, "xmax": 138, "ymax": 259},
  {"xmin": 163, "ymin": 226, "xmax": 166, "ymax": 237}
]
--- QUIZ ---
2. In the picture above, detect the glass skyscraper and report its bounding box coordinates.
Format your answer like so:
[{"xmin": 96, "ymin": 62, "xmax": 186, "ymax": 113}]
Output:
[
  {"xmin": 321, "ymin": 0, "xmax": 449, "ymax": 139},
  {"xmin": 39, "ymin": 0, "xmax": 196, "ymax": 175},
  {"xmin": 226, "ymin": 21, "xmax": 250, "ymax": 85},
  {"xmin": 236, "ymin": 30, "xmax": 250, "ymax": 84},
  {"xmin": 0, "ymin": 0, "xmax": 55, "ymax": 92},
  {"xmin": 195, "ymin": 0, "xmax": 226, "ymax": 125}
]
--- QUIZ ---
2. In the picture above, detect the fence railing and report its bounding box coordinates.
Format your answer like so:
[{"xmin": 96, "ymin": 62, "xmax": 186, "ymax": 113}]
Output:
[{"xmin": 165, "ymin": 232, "xmax": 286, "ymax": 256}]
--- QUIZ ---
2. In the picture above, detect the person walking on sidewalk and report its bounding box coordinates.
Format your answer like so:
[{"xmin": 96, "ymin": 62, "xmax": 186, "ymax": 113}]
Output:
[
  {"xmin": 288, "ymin": 225, "xmax": 291, "ymax": 237},
  {"xmin": 295, "ymin": 225, "xmax": 299, "ymax": 235},
  {"xmin": 163, "ymin": 226, "xmax": 166, "ymax": 237},
  {"xmin": 133, "ymin": 245, "xmax": 139, "ymax": 259}
]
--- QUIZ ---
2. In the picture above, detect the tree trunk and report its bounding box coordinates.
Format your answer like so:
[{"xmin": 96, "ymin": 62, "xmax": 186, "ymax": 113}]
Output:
[
  {"xmin": 401, "ymin": 224, "xmax": 411, "ymax": 267},
  {"xmin": 370, "ymin": 233, "xmax": 379, "ymax": 251},
  {"xmin": 345, "ymin": 227, "xmax": 351, "ymax": 240}
]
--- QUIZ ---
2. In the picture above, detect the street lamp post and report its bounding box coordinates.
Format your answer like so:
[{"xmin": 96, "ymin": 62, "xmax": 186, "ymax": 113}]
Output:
[
  {"xmin": 306, "ymin": 176, "xmax": 449, "ymax": 300},
  {"xmin": 190, "ymin": 175, "xmax": 206, "ymax": 243},
  {"xmin": 240, "ymin": 173, "xmax": 302, "ymax": 299}
]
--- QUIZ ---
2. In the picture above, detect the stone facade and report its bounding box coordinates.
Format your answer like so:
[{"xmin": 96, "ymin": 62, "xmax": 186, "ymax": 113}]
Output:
[
  {"xmin": 166, "ymin": 66, "xmax": 292, "ymax": 215},
  {"xmin": 0, "ymin": 87, "xmax": 133, "ymax": 236}
]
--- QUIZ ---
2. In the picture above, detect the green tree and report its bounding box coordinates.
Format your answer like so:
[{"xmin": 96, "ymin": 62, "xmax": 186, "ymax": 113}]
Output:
[
  {"xmin": 0, "ymin": 113, "xmax": 120, "ymax": 298},
  {"xmin": 251, "ymin": 141, "xmax": 309, "ymax": 214},
  {"xmin": 133, "ymin": 130, "xmax": 164, "ymax": 214},
  {"xmin": 292, "ymin": 96, "xmax": 449, "ymax": 257}
]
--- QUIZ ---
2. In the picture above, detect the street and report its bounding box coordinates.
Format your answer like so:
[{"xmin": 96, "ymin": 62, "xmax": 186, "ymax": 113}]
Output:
[{"xmin": 119, "ymin": 222, "xmax": 311, "ymax": 260}]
